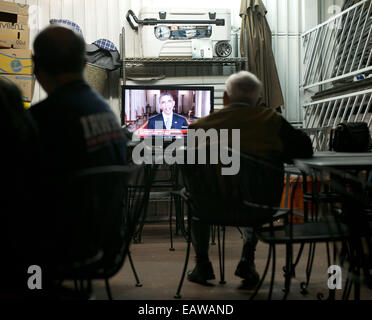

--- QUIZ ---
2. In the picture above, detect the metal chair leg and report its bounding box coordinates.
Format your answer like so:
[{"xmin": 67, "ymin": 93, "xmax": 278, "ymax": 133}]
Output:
[
  {"xmin": 250, "ymin": 244, "xmax": 273, "ymax": 300},
  {"xmin": 283, "ymin": 243, "xmax": 305, "ymax": 279},
  {"xmin": 175, "ymin": 213, "xmax": 192, "ymax": 299},
  {"xmin": 133, "ymin": 207, "xmax": 147, "ymax": 244},
  {"xmin": 217, "ymin": 226, "xmax": 226, "ymax": 285},
  {"xmin": 210, "ymin": 225, "xmax": 216, "ymax": 245},
  {"xmin": 282, "ymin": 243, "xmax": 293, "ymax": 299},
  {"xmin": 180, "ymin": 198, "xmax": 186, "ymax": 237},
  {"xmin": 339, "ymin": 241, "xmax": 350, "ymax": 267},
  {"xmin": 342, "ymin": 276, "xmax": 353, "ymax": 300},
  {"xmin": 222, "ymin": 227, "xmax": 226, "ymax": 284},
  {"xmin": 326, "ymin": 241, "xmax": 331, "ymax": 267},
  {"xmin": 174, "ymin": 195, "xmax": 180, "ymax": 236},
  {"xmin": 292, "ymin": 243, "xmax": 305, "ymax": 276},
  {"xmin": 175, "ymin": 195, "xmax": 186, "ymax": 237},
  {"xmin": 268, "ymin": 244, "xmax": 276, "ymax": 300},
  {"xmin": 128, "ymin": 251, "xmax": 143, "ymax": 287},
  {"xmin": 342, "ymin": 240, "xmax": 360, "ymax": 301},
  {"xmin": 105, "ymin": 278, "xmax": 113, "ymax": 300},
  {"xmin": 300, "ymin": 242, "xmax": 317, "ymax": 295},
  {"xmin": 169, "ymin": 194, "xmax": 175, "ymax": 251},
  {"xmin": 132, "ymin": 167, "xmax": 154, "ymax": 244}
]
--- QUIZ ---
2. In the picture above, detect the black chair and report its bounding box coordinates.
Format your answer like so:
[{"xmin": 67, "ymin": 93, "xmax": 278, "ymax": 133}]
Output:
[
  {"xmin": 303, "ymin": 164, "xmax": 372, "ymax": 300},
  {"xmin": 253, "ymin": 163, "xmax": 354, "ymax": 300},
  {"xmin": 174, "ymin": 149, "xmax": 289, "ymax": 299},
  {"xmin": 127, "ymin": 140, "xmax": 186, "ymax": 251},
  {"xmin": 50, "ymin": 164, "xmax": 153, "ymax": 300},
  {"xmin": 301, "ymin": 163, "xmax": 347, "ymax": 295},
  {"xmin": 134, "ymin": 163, "xmax": 186, "ymax": 250},
  {"xmin": 279, "ymin": 162, "xmax": 347, "ymax": 297}
]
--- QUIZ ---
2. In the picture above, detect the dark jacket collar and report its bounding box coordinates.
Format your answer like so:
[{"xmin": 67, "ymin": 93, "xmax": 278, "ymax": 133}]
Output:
[{"xmin": 48, "ymin": 79, "xmax": 88, "ymax": 98}]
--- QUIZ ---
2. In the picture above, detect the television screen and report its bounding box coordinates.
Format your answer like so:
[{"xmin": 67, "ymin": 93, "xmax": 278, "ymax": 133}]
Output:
[{"xmin": 122, "ymin": 85, "xmax": 214, "ymax": 138}]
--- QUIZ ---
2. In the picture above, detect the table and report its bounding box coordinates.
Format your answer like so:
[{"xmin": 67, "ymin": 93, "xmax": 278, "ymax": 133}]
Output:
[
  {"xmin": 282, "ymin": 152, "xmax": 372, "ymax": 210},
  {"xmin": 293, "ymin": 151, "xmax": 372, "ymax": 220},
  {"xmin": 294, "ymin": 152, "xmax": 372, "ymax": 170}
]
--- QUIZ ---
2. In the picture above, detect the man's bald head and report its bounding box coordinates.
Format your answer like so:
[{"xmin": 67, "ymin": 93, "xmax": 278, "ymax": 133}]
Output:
[
  {"xmin": 225, "ymin": 71, "xmax": 262, "ymax": 106},
  {"xmin": 33, "ymin": 25, "xmax": 86, "ymax": 76}
]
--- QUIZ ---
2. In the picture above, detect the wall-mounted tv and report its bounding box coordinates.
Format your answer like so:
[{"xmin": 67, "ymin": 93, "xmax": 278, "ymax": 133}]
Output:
[{"xmin": 122, "ymin": 85, "xmax": 214, "ymax": 138}]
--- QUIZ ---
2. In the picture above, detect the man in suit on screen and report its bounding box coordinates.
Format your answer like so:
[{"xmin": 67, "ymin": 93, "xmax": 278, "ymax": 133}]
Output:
[{"xmin": 147, "ymin": 92, "xmax": 188, "ymax": 130}]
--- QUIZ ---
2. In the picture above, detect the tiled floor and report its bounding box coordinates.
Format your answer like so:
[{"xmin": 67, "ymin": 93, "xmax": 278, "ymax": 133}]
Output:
[{"xmin": 73, "ymin": 223, "xmax": 372, "ymax": 300}]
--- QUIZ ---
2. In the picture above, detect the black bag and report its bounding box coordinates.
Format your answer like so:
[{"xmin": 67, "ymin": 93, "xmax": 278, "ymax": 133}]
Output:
[{"xmin": 329, "ymin": 122, "xmax": 371, "ymax": 152}]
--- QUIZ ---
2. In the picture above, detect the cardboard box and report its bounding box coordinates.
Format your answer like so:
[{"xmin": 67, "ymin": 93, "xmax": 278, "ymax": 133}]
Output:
[
  {"xmin": 0, "ymin": 22, "xmax": 29, "ymax": 49},
  {"xmin": 0, "ymin": 1, "xmax": 29, "ymax": 16},
  {"xmin": 0, "ymin": 48, "xmax": 32, "ymax": 74},
  {"xmin": 0, "ymin": 73, "xmax": 35, "ymax": 101},
  {"xmin": 0, "ymin": 11, "xmax": 28, "ymax": 25}
]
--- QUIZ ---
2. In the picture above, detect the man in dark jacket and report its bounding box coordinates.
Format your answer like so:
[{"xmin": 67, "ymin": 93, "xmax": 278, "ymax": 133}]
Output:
[
  {"xmin": 29, "ymin": 25, "xmax": 127, "ymax": 291},
  {"xmin": 31, "ymin": 25, "xmax": 126, "ymax": 173},
  {"xmin": 187, "ymin": 71, "xmax": 313, "ymax": 290}
]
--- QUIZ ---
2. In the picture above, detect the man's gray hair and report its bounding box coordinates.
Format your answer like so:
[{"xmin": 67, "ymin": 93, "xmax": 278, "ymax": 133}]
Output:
[{"xmin": 225, "ymin": 71, "xmax": 262, "ymax": 105}]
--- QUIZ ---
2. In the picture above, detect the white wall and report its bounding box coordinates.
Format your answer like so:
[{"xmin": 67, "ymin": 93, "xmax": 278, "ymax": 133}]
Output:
[
  {"xmin": 262, "ymin": 0, "xmax": 304, "ymax": 121},
  {"xmin": 4, "ymin": 0, "xmax": 332, "ymax": 123}
]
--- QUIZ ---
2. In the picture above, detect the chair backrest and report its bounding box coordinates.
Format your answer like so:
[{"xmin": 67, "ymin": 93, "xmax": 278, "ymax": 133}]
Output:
[
  {"xmin": 100, "ymin": 163, "xmax": 154, "ymax": 277},
  {"xmin": 304, "ymin": 164, "xmax": 372, "ymax": 224},
  {"xmin": 27, "ymin": 163, "xmax": 154, "ymax": 282},
  {"xmin": 44, "ymin": 166, "xmax": 133, "ymax": 268},
  {"xmin": 181, "ymin": 148, "xmax": 285, "ymax": 227}
]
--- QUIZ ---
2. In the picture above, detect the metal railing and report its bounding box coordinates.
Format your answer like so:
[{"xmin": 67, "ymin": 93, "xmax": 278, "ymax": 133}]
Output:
[
  {"xmin": 302, "ymin": 88, "xmax": 372, "ymax": 150},
  {"xmin": 301, "ymin": 0, "xmax": 372, "ymax": 90}
]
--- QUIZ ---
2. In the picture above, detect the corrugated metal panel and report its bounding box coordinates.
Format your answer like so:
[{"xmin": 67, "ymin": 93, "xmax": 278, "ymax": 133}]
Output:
[
  {"xmin": 1, "ymin": 0, "xmax": 320, "ymax": 124},
  {"xmin": 262, "ymin": 0, "xmax": 302, "ymax": 122}
]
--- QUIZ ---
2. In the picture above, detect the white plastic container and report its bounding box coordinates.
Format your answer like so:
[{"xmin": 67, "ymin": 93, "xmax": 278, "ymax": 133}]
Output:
[{"xmin": 134, "ymin": 8, "xmax": 232, "ymax": 58}]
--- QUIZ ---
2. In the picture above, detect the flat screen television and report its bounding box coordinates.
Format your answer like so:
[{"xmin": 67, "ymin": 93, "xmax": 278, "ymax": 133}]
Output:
[{"xmin": 122, "ymin": 85, "xmax": 214, "ymax": 138}]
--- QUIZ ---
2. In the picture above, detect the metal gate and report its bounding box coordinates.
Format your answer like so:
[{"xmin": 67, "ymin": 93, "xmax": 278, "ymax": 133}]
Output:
[
  {"xmin": 302, "ymin": 88, "xmax": 372, "ymax": 150},
  {"xmin": 301, "ymin": 0, "xmax": 372, "ymax": 90},
  {"xmin": 301, "ymin": 0, "xmax": 372, "ymax": 151}
]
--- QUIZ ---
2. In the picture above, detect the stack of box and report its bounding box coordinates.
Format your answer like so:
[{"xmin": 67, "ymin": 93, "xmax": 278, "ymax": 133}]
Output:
[{"xmin": 0, "ymin": 0, "xmax": 34, "ymax": 103}]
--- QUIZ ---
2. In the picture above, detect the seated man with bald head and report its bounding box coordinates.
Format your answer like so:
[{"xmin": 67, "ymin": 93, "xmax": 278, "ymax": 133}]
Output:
[{"xmin": 187, "ymin": 71, "xmax": 313, "ymax": 289}]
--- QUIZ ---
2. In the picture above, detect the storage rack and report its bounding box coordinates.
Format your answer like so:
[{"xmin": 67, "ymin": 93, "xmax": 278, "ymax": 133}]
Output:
[
  {"xmin": 122, "ymin": 57, "xmax": 248, "ymax": 82},
  {"xmin": 300, "ymin": 0, "xmax": 372, "ymax": 151}
]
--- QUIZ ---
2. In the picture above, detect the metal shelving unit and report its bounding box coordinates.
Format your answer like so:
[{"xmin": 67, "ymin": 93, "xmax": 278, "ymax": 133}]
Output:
[
  {"xmin": 122, "ymin": 57, "xmax": 248, "ymax": 82},
  {"xmin": 123, "ymin": 57, "xmax": 247, "ymax": 65}
]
